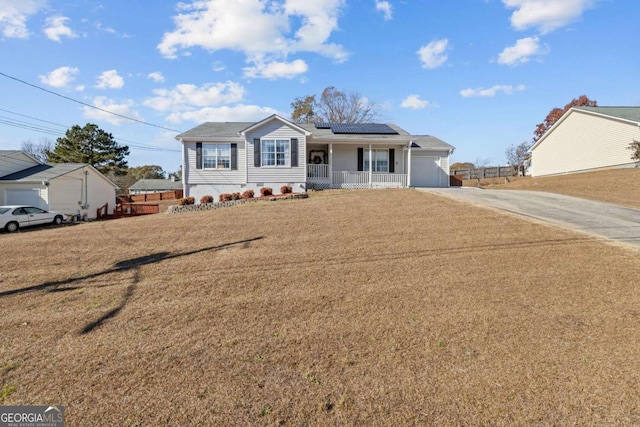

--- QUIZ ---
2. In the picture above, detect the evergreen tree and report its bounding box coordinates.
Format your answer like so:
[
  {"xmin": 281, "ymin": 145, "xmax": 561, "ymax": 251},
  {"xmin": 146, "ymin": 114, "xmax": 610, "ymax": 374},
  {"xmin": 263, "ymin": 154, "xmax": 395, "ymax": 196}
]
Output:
[{"xmin": 47, "ymin": 123, "xmax": 130, "ymax": 175}]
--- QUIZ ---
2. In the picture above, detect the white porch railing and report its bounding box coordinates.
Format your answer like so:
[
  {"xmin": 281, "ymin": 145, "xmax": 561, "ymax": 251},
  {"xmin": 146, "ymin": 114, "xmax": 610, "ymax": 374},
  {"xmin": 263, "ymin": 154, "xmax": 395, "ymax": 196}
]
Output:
[
  {"xmin": 307, "ymin": 165, "xmax": 407, "ymax": 189},
  {"xmin": 331, "ymin": 171, "xmax": 407, "ymax": 189},
  {"xmin": 307, "ymin": 164, "xmax": 329, "ymax": 179}
]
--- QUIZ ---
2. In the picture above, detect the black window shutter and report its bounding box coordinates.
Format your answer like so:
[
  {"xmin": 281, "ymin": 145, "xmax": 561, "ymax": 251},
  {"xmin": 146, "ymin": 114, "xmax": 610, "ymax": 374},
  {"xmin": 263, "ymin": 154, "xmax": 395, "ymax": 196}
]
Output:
[
  {"xmin": 291, "ymin": 138, "xmax": 298, "ymax": 167},
  {"xmin": 230, "ymin": 143, "xmax": 237, "ymax": 170},
  {"xmin": 254, "ymin": 138, "xmax": 261, "ymax": 167},
  {"xmin": 196, "ymin": 142, "xmax": 202, "ymax": 169},
  {"xmin": 357, "ymin": 147, "xmax": 363, "ymax": 171},
  {"xmin": 389, "ymin": 149, "xmax": 395, "ymax": 173}
]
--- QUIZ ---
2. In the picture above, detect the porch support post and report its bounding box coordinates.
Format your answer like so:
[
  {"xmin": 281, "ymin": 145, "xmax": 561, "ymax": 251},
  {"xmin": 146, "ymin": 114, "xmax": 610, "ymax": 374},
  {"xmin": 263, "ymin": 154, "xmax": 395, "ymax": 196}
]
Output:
[
  {"xmin": 329, "ymin": 143, "xmax": 333, "ymax": 188},
  {"xmin": 407, "ymin": 144, "xmax": 412, "ymax": 187},
  {"xmin": 368, "ymin": 143, "xmax": 372, "ymax": 188}
]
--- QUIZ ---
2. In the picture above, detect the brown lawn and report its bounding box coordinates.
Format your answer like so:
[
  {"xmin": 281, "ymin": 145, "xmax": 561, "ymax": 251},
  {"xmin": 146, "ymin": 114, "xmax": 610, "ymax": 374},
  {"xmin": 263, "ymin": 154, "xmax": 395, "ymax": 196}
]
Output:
[
  {"xmin": 1, "ymin": 189, "xmax": 639, "ymax": 426},
  {"xmin": 466, "ymin": 168, "xmax": 640, "ymax": 209}
]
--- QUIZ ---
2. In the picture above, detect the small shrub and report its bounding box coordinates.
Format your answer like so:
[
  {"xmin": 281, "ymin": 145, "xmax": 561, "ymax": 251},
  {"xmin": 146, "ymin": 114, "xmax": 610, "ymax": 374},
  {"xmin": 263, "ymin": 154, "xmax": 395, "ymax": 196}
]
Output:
[
  {"xmin": 219, "ymin": 193, "xmax": 232, "ymax": 202},
  {"xmin": 260, "ymin": 187, "xmax": 273, "ymax": 197},
  {"xmin": 231, "ymin": 192, "xmax": 241, "ymax": 200},
  {"xmin": 241, "ymin": 190, "xmax": 254, "ymax": 199},
  {"xmin": 178, "ymin": 196, "xmax": 195, "ymax": 205},
  {"xmin": 200, "ymin": 195, "xmax": 214, "ymax": 204},
  {"xmin": 280, "ymin": 185, "xmax": 293, "ymax": 194}
]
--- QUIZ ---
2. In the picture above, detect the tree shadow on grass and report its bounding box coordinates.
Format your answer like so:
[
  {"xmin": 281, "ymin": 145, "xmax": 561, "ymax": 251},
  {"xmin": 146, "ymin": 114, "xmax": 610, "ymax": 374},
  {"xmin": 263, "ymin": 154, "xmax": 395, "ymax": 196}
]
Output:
[{"xmin": 0, "ymin": 236, "xmax": 263, "ymax": 334}]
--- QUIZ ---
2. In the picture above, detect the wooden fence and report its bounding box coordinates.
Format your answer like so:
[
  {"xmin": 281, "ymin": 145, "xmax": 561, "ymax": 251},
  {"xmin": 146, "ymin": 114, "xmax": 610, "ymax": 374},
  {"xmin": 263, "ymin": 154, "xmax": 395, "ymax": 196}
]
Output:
[
  {"xmin": 128, "ymin": 190, "xmax": 183, "ymax": 202},
  {"xmin": 450, "ymin": 166, "xmax": 516, "ymax": 180}
]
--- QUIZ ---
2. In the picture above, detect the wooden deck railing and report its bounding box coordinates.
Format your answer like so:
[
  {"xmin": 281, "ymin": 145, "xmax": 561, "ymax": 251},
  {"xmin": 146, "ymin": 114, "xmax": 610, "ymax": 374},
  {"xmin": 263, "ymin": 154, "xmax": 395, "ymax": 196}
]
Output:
[
  {"xmin": 96, "ymin": 203, "xmax": 109, "ymax": 220},
  {"xmin": 113, "ymin": 203, "xmax": 160, "ymax": 218}
]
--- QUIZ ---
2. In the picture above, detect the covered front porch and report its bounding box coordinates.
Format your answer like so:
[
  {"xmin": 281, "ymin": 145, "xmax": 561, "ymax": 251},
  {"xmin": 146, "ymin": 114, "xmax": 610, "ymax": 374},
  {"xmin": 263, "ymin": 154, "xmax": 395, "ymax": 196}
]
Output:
[{"xmin": 306, "ymin": 142, "xmax": 408, "ymax": 190}]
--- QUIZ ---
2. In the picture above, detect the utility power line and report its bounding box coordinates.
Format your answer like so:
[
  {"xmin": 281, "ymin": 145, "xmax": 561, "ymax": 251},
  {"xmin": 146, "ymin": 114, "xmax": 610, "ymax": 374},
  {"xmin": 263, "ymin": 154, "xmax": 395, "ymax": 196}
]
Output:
[{"xmin": 0, "ymin": 71, "xmax": 184, "ymax": 133}]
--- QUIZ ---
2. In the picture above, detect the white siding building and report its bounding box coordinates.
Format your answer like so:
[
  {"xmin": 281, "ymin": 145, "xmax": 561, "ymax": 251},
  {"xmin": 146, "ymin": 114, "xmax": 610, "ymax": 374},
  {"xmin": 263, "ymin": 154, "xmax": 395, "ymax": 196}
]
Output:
[
  {"xmin": 0, "ymin": 159, "xmax": 118, "ymax": 219},
  {"xmin": 529, "ymin": 107, "xmax": 640, "ymax": 177}
]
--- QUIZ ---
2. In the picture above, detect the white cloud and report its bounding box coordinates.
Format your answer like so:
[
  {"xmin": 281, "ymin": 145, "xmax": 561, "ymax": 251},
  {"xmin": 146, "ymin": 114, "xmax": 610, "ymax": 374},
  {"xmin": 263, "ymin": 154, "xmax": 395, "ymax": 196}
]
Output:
[
  {"xmin": 212, "ymin": 61, "xmax": 226, "ymax": 72},
  {"xmin": 375, "ymin": 0, "xmax": 392, "ymax": 20},
  {"xmin": 498, "ymin": 37, "xmax": 547, "ymax": 65},
  {"xmin": 157, "ymin": 0, "xmax": 348, "ymax": 72},
  {"xmin": 502, "ymin": 0, "xmax": 596, "ymax": 34},
  {"xmin": 144, "ymin": 81, "xmax": 246, "ymax": 113},
  {"xmin": 459, "ymin": 84, "xmax": 526, "ymax": 98},
  {"xmin": 147, "ymin": 72, "xmax": 165, "ymax": 83},
  {"xmin": 0, "ymin": 0, "xmax": 45, "ymax": 38},
  {"xmin": 95, "ymin": 70, "xmax": 124, "ymax": 89},
  {"xmin": 43, "ymin": 15, "xmax": 77, "ymax": 42},
  {"xmin": 243, "ymin": 59, "xmax": 308, "ymax": 79},
  {"xmin": 401, "ymin": 95, "xmax": 430, "ymax": 109},
  {"xmin": 82, "ymin": 96, "xmax": 143, "ymax": 125},
  {"xmin": 166, "ymin": 104, "xmax": 282, "ymax": 124},
  {"xmin": 38, "ymin": 66, "xmax": 79, "ymax": 88},
  {"xmin": 417, "ymin": 38, "xmax": 449, "ymax": 69}
]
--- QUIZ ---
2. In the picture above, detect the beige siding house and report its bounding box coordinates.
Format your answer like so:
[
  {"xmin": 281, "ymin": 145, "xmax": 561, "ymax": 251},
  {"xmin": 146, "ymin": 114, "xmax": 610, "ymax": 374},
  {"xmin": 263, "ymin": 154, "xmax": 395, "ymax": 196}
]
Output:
[
  {"xmin": 529, "ymin": 107, "xmax": 640, "ymax": 177},
  {"xmin": 176, "ymin": 115, "xmax": 454, "ymax": 202}
]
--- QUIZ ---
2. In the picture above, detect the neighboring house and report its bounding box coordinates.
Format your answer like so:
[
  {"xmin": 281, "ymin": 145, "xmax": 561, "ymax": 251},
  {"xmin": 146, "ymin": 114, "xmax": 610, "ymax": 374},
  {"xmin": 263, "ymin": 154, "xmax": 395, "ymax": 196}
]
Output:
[
  {"xmin": 175, "ymin": 115, "xmax": 454, "ymax": 202},
  {"xmin": 0, "ymin": 151, "xmax": 118, "ymax": 219},
  {"xmin": 128, "ymin": 178, "xmax": 183, "ymax": 195},
  {"xmin": 529, "ymin": 106, "xmax": 640, "ymax": 177}
]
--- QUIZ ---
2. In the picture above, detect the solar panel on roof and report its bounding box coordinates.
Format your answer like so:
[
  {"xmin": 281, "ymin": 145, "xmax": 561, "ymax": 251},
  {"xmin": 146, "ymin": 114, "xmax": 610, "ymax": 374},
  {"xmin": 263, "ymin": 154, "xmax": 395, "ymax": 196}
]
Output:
[
  {"xmin": 329, "ymin": 123, "xmax": 398, "ymax": 134},
  {"xmin": 314, "ymin": 122, "xmax": 331, "ymax": 129}
]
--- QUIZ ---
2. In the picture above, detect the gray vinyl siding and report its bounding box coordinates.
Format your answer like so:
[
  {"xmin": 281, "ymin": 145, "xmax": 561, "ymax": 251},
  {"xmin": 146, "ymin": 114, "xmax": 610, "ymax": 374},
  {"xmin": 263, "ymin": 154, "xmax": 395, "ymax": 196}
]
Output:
[
  {"xmin": 184, "ymin": 140, "xmax": 246, "ymax": 186},
  {"xmin": 246, "ymin": 122, "xmax": 306, "ymax": 184},
  {"xmin": 531, "ymin": 110, "xmax": 640, "ymax": 177},
  {"xmin": 331, "ymin": 144, "xmax": 406, "ymax": 172}
]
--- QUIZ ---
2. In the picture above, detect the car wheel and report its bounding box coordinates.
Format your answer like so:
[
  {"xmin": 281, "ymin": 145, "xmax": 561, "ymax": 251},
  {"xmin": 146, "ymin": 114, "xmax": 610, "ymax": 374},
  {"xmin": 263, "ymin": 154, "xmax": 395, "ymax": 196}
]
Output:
[
  {"xmin": 53, "ymin": 215, "xmax": 64, "ymax": 225},
  {"xmin": 5, "ymin": 222, "xmax": 19, "ymax": 232}
]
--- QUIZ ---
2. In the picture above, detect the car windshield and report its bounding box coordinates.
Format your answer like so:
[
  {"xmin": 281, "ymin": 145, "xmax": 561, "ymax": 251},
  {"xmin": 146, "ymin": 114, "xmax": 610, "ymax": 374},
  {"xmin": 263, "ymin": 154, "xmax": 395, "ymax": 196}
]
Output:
[{"xmin": 0, "ymin": 208, "xmax": 10, "ymax": 214}]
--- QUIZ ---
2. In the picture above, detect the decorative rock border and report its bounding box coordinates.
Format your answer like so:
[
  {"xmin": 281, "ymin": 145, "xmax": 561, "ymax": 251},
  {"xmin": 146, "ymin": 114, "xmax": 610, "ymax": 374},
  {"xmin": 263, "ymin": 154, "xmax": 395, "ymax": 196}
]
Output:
[{"xmin": 167, "ymin": 193, "xmax": 309, "ymax": 214}]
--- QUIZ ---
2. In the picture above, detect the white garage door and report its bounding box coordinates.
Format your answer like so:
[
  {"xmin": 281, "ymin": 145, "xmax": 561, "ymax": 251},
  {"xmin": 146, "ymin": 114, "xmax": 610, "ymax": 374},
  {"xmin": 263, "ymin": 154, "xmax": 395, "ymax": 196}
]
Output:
[
  {"xmin": 5, "ymin": 189, "xmax": 42, "ymax": 207},
  {"xmin": 411, "ymin": 156, "xmax": 441, "ymax": 187}
]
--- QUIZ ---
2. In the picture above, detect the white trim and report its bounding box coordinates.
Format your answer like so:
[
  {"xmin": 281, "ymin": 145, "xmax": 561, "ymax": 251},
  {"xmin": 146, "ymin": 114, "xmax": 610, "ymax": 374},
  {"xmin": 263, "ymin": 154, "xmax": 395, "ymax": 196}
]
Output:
[
  {"xmin": 202, "ymin": 142, "xmax": 232, "ymax": 170},
  {"xmin": 260, "ymin": 138, "xmax": 291, "ymax": 168},
  {"xmin": 240, "ymin": 114, "xmax": 311, "ymax": 136}
]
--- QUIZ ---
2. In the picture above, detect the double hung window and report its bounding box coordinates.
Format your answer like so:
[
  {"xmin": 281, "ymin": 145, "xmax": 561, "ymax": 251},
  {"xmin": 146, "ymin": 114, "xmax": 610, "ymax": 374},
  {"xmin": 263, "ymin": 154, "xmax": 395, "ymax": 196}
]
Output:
[
  {"xmin": 203, "ymin": 143, "xmax": 231, "ymax": 169},
  {"xmin": 261, "ymin": 139, "xmax": 290, "ymax": 167}
]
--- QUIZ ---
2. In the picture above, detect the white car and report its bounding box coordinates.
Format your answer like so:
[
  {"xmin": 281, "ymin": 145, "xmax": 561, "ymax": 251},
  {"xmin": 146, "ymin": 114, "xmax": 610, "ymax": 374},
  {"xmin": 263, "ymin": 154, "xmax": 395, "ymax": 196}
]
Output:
[{"xmin": 0, "ymin": 205, "xmax": 66, "ymax": 232}]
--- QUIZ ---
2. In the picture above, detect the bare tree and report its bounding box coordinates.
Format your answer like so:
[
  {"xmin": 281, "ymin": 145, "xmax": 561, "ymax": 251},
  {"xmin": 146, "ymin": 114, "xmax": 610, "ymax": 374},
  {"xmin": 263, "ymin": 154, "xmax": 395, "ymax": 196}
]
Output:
[
  {"xmin": 21, "ymin": 138, "xmax": 54, "ymax": 163},
  {"xmin": 291, "ymin": 86, "xmax": 381, "ymax": 124},
  {"xmin": 505, "ymin": 141, "xmax": 532, "ymax": 176}
]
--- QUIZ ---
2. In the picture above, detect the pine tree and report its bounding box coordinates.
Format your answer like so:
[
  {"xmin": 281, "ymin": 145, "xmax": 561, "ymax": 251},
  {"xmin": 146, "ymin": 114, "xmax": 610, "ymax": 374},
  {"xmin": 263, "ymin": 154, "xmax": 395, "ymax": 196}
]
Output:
[{"xmin": 47, "ymin": 123, "xmax": 130, "ymax": 175}]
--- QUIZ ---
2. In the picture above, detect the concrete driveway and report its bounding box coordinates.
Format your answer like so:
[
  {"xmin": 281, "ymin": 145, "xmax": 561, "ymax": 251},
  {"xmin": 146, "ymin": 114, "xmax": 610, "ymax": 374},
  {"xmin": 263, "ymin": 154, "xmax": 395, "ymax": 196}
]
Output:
[{"xmin": 418, "ymin": 188, "xmax": 640, "ymax": 249}]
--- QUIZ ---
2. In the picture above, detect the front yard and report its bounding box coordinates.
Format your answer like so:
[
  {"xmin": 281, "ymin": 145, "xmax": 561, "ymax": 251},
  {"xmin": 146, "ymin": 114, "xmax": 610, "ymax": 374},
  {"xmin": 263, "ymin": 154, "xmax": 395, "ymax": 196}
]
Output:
[{"xmin": 1, "ymin": 189, "xmax": 639, "ymax": 425}]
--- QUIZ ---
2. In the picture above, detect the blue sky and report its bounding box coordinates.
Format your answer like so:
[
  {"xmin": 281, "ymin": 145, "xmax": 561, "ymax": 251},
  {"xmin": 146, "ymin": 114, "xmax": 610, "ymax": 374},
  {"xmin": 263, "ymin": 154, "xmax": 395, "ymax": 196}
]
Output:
[{"xmin": 0, "ymin": 0, "xmax": 637, "ymax": 173}]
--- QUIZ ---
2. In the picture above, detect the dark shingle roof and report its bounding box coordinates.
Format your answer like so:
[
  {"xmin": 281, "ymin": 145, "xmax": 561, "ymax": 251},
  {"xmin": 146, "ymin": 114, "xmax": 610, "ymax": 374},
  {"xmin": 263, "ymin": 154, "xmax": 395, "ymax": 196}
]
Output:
[
  {"xmin": 574, "ymin": 106, "xmax": 640, "ymax": 123},
  {"xmin": 176, "ymin": 122, "xmax": 252, "ymax": 139},
  {"xmin": 411, "ymin": 135, "xmax": 455, "ymax": 150},
  {"xmin": 0, "ymin": 163, "xmax": 85, "ymax": 181}
]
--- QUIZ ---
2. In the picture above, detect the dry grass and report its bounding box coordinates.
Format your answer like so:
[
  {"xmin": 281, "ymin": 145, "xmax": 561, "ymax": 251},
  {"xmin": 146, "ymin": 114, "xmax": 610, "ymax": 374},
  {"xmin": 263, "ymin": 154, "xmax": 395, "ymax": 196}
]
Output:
[
  {"xmin": 1, "ymin": 189, "xmax": 639, "ymax": 426},
  {"xmin": 466, "ymin": 168, "xmax": 640, "ymax": 208}
]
